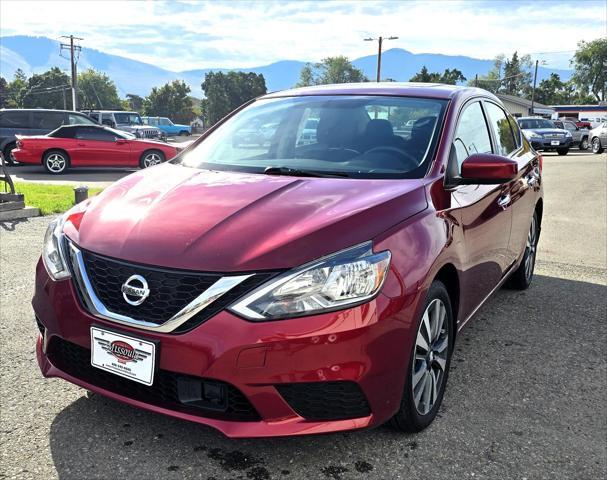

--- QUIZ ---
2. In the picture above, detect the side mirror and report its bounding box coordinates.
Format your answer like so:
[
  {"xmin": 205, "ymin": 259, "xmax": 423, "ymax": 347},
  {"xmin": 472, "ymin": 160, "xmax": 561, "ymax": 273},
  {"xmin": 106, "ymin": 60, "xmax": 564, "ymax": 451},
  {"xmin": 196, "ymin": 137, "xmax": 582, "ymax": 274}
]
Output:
[{"xmin": 458, "ymin": 153, "xmax": 518, "ymax": 185}]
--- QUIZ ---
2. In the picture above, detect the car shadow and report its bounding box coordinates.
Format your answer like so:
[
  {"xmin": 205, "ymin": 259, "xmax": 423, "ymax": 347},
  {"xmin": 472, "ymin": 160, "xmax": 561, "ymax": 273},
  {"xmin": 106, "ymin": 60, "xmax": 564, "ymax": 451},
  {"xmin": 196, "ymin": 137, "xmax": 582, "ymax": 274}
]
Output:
[
  {"xmin": 48, "ymin": 274, "xmax": 607, "ymax": 480},
  {"xmin": 7, "ymin": 165, "xmax": 135, "ymax": 185}
]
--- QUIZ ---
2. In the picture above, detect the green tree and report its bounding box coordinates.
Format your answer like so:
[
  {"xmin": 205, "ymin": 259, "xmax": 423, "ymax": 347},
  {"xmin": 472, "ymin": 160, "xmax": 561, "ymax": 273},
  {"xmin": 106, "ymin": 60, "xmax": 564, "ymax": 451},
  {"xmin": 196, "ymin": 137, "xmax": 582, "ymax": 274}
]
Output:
[
  {"xmin": 144, "ymin": 80, "xmax": 195, "ymax": 124},
  {"xmin": 126, "ymin": 93, "xmax": 145, "ymax": 111},
  {"xmin": 501, "ymin": 51, "xmax": 532, "ymax": 96},
  {"xmin": 201, "ymin": 71, "xmax": 267, "ymax": 125},
  {"xmin": 0, "ymin": 77, "xmax": 9, "ymax": 108},
  {"xmin": 571, "ymin": 38, "xmax": 607, "ymax": 102},
  {"xmin": 410, "ymin": 66, "xmax": 466, "ymax": 84},
  {"xmin": 5, "ymin": 69, "xmax": 29, "ymax": 107},
  {"xmin": 77, "ymin": 69, "xmax": 122, "ymax": 110},
  {"xmin": 468, "ymin": 55, "xmax": 505, "ymax": 93},
  {"xmin": 296, "ymin": 56, "xmax": 367, "ymax": 87},
  {"xmin": 21, "ymin": 67, "xmax": 71, "ymax": 109}
]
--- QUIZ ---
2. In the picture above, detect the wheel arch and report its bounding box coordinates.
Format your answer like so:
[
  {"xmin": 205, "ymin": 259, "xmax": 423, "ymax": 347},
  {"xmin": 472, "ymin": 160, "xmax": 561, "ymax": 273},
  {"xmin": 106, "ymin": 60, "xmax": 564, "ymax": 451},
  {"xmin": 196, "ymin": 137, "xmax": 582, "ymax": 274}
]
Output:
[
  {"xmin": 433, "ymin": 263, "xmax": 460, "ymax": 338},
  {"xmin": 43, "ymin": 148, "xmax": 71, "ymax": 163}
]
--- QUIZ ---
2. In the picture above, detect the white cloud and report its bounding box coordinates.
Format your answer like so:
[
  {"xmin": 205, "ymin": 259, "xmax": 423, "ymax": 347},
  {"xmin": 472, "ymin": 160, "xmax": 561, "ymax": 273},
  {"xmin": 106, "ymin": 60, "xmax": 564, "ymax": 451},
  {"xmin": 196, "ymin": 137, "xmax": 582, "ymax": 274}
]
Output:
[{"xmin": 1, "ymin": 0, "xmax": 605, "ymax": 71}]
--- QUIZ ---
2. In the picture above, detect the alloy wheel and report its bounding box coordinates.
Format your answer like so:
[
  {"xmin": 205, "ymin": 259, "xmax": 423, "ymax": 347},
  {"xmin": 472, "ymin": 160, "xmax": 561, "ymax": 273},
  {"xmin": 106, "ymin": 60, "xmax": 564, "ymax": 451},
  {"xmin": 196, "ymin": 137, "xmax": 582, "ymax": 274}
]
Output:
[
  {"xmin": 46, "ymin": 153, "xmax": 66, "ymax": 173},
  {"xmin": 592, "ymin": 138, "xmax": 601, "ymax": 154},
  {"xmin": 525, "ymin": 214, "xmax": 538, "ymax": 281},
  {"xmin": 412, "ymin": 298, "xmax": 449, "ymax": 415},
  {"xmin": 143, "ymin": 152, "xmax": 162, "ymax": 167}
]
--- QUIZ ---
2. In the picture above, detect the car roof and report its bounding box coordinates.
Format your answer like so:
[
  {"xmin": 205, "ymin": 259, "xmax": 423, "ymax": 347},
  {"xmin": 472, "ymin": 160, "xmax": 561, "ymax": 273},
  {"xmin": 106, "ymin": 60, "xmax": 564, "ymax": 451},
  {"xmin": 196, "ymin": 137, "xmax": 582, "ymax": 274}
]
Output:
[
  {"xmin": 262, "ymin": 82, "xmax": 489, "ymax": 101},
  {"xmin": 0, "ymin": 108, "xmax": 88, "ymax": 114}
]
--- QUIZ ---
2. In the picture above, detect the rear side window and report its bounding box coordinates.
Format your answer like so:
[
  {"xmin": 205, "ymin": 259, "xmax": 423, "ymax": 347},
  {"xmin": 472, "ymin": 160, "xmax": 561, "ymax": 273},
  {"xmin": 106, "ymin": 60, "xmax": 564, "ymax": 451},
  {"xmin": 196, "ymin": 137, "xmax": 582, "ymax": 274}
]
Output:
[
  {"xmin": 507, "ymin": 116, "xmax": 522, "ymax": 149},
  {"xmin": 48, "ymin": 127, "xmax": 76, "ymax": 138},
  {"xmin": 0, "ymin": 111, "xmax": 31, "ymax": 128},
  {"xmin": 32, "ymin": 111, "xmax": 66, "ymax": 130},
  {"xmin": 484, "ymin": 102, "xmax": 517, "ymax": 156},
  {"xmin": 452, "ymin": 101, "xmax": 492, "ymax": 170},
  {"xmin": 75, "ymin": 127, "xmax": 118, "ymax": 141}
]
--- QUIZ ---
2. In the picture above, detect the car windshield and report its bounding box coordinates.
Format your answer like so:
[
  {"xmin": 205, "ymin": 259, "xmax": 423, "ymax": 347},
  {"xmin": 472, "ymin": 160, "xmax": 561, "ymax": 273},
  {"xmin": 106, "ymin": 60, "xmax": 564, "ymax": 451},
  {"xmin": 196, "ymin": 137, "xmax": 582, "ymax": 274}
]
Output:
[
  {"xmin": 178, "ymin": 95, "xmax": 448, "ymax": 179},
  {"xmin": 114, "ymin": 113, "xmax": 143, "ymax": 125},
  {"xmin": 519, "ymin": 118, "xmax": 555, "ymax": 129}
]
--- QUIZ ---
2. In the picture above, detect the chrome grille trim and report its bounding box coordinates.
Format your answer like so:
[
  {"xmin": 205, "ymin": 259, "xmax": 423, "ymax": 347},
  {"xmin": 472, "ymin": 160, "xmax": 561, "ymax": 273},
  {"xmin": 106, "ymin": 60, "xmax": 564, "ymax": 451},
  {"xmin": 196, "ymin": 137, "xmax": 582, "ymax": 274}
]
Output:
[{"xmin": 66, "ymin": 240, "xmax": 252, "ymax": 333}]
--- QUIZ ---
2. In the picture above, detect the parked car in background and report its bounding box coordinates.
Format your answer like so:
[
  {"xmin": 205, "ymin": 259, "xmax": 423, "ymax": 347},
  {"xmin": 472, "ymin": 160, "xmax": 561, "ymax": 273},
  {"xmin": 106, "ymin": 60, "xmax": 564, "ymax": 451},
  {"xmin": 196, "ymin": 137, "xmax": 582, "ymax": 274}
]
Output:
[
  {"xmin": 579, "ymin": 116, "xmax": 607, "ymax": 129},
  {"xmin": 552, "ymin": 119, "xmax": 589, "ymax": 150},
  {"xmin": 13, "ymin": 125, "xmax": 178, "ymax": 174},
  {"xmin": 33, "ymin": 83, "xmax": 543, "ymax": 438},
  {"xmin": 517, "ymin": 117, "xmax": 572, "ymax": 155},
  {"xmin": 83, "ymin": 110, "xmax": 164, "ymax": 140},
  {"xmin": 142, "ymin": 116, "xmax": 191, "ymax": 136},
  {"xmin": 0, "ymin": 109, "xmax": 97, "ymax": 165},
  {"xmin": 588, "ymin": 123, "xmax": 607, "ymax": 154}
]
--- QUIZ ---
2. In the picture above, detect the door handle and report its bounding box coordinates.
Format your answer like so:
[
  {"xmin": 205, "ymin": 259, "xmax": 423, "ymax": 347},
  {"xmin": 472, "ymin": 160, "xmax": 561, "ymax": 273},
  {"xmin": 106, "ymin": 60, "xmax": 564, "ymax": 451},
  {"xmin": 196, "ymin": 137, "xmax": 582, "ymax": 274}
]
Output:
[
  {"xmin": 526, "ymin": 168, "xmax": 540, "ymax": 187},
  {"xmin": 497, "ymin": 193, "xmax": 511, "ymax": 209},
  {"xmin": 77, "ymin": 143, "xmax": 86, "ymax": 147}
]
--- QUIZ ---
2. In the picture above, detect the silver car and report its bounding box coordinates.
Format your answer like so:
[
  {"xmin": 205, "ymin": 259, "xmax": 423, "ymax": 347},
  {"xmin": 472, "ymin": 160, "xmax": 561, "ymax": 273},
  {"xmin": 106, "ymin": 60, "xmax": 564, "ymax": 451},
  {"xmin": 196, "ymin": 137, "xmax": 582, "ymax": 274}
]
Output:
[{"xmin": 589, "ymin": 123, "xmax": 607, "ymax": 154}]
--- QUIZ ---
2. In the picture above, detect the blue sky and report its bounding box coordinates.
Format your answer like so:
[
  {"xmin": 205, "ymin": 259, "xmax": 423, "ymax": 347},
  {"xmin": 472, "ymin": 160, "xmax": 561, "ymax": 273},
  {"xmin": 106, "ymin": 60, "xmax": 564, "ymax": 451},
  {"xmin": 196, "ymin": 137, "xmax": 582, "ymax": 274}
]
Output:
[{"xmin": 1, "ymin": 0, "xmax": 605, "ymax": 71}]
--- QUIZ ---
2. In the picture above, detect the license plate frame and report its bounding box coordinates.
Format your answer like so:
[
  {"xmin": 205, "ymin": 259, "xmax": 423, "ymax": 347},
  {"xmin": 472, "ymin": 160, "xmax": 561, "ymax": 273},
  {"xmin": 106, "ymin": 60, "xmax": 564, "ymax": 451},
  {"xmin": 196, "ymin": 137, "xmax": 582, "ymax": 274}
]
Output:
[
  {"xmin": 550, "ymin": 140, "xmax": 560, "ymax": 146},
  {"xmin": 90, "ymin": 326, "xmax": 156, "ymax": 386}
]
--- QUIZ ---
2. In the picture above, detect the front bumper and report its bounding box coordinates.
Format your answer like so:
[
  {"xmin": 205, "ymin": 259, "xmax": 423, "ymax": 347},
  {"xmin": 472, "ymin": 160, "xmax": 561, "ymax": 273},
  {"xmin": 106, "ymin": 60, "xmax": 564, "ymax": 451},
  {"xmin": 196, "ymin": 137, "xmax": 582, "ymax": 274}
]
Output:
[
  {"xmin": 529, "ymin": 137, "xmax": 572, "ymax": 150},
  {"xmin": 33, "ymin": 259, "xmax": 417, "ymax": 438}
]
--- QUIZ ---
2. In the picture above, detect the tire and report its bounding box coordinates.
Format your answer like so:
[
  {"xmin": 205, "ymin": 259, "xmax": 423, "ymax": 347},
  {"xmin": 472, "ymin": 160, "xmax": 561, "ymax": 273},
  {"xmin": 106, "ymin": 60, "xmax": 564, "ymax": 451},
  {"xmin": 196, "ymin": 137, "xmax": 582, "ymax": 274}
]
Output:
[
  {"xmin": 390, "ymin": 281, "xmax": 453, "ymax": 433},
  {"xmin": 42, "ymin": 150, "xmax": 70, "ymax": 175},
  {"xmin": 579, "ymin": 137, "xmax": 589, "ymax": 151},
  {"xmin": 507, "ymin": 211, "xmax": 539, "ymax": 290},
  {"xmin": 179, "ymin": 131, "xmax": 190, "ymax": 136},
  {"xmin": 556, "ymin": 148, "xmax": 569, "ymax": 156},
  {"xmin": 592, "ymin": 137, "xmax": 604, "ymax": 154},
  {"xmin": 3, "ymin": 143, "xmax": 18, "ymax": 166},
  {"xmin": 139, "ymin": 150, "xmax": 165, "ymax": 169}
]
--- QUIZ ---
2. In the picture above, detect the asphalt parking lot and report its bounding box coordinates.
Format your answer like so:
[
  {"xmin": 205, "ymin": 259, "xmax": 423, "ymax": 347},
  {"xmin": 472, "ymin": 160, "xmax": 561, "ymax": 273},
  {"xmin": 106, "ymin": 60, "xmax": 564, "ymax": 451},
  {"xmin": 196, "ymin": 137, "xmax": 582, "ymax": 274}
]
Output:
[{"xmin": 1, "ymin": 151, "xmax": 605, "ymax": 480}]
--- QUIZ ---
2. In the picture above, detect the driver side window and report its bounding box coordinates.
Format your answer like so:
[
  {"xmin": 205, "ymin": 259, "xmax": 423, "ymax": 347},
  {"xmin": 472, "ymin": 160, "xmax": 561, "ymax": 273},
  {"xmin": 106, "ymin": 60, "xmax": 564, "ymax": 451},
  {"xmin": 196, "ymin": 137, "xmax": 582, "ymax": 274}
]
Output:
[{"xmin": 450, "ymin": 101, "xmax": 492, "ymax": 174}]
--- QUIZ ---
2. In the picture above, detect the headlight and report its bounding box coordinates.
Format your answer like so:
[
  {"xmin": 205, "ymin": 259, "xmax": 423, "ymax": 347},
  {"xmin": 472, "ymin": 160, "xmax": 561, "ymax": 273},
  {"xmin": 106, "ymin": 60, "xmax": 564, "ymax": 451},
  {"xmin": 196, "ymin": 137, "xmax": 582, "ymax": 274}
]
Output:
[
  {"xmin": 523, "ymin": 131, "xmax": 541, "ymax": 139},
  {"xmin": 230, "ymin": 242, "xmax": 391, "ymax": 320},
  {"xmin": 565, "ymin": 131, "xmax": 572, "ymax": 137},
  {"xmin": 42, "ymin": 216, "xmax": 71, "ymax": 280}
]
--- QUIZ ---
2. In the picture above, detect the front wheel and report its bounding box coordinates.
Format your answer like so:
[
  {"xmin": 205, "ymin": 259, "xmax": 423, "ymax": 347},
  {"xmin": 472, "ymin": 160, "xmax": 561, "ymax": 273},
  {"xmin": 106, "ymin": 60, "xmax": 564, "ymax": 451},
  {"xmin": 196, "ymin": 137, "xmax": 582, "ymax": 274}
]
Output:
[
  {"xmin": 390, "ymin": 281, "xmax": 453, "ymax": 433},
  {"xmin": 139, "ymin": 150, "xmax": 165, "ymax": 168},
  {"xmin": 579, "ymin": 137, "xmax": 589, "ymax": 151},
  {"xmin": 592, "ymin": 138, "xmax": 604, "ymax": 154},
  {"xmin": 43, "ymin": 150, "xmax": 69, "ymax": 174},
  {"xmin": 507, "ymin": 211, "xmax": 539, "ymax": 290},
  {"xmin": 557, "ymin": 148, "xmax": 569, "ymax": 156}
]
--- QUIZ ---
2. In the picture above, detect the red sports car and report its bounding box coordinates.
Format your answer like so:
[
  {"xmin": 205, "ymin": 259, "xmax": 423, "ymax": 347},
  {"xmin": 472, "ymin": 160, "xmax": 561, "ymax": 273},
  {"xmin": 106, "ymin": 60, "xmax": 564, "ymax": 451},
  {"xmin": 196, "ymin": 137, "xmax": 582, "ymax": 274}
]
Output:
[
  {"xmin": 13, "ymin": 125, "xmax": 178, "ymax": 174},
  {"xmin": 34, "ymin": 83, "xmax": 543, "ymax": 438}
]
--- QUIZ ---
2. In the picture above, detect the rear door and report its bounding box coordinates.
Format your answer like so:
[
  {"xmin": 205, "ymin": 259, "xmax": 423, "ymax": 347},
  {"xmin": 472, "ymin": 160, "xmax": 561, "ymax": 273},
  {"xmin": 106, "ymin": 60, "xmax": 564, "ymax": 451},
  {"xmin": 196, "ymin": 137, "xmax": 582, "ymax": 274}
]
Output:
[
  {"xmin": 31, "ymin": 111, "xmax": 67, "ymax": 135},
  {"xmin": 483, "ymin": 101, "xmax": 539, "ymax": 265},
  {"xmin": 448, "ymin": 100, "xmax": 513, "ymax": 317}
]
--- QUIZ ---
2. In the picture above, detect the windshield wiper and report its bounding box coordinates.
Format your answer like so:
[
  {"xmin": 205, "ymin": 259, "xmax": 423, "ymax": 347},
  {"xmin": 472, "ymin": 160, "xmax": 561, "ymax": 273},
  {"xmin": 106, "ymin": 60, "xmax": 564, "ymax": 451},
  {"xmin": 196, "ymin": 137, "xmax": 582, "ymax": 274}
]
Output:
[{"xmin": 263, "ymin": 166, "xmax": 350, "ymax": 178}]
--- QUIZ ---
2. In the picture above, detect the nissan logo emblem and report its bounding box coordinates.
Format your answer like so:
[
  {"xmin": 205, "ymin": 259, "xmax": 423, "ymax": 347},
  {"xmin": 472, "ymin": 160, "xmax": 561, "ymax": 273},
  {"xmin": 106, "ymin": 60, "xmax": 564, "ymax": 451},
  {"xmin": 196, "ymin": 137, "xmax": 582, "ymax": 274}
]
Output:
[{"xmin": 121, "ymin": 275, "xmax": 150, "ymax": 306}]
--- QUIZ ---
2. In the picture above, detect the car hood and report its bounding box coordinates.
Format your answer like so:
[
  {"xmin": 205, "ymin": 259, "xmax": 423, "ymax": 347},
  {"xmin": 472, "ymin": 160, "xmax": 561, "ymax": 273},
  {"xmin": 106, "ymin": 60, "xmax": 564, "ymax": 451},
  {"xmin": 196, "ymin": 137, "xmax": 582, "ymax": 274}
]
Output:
[
  {"xmin": 65, "ymin": 163, "xmax": 427, "ymax": 272},
  {"xmin": 522, "ymin": 128, "xmax": 567, "ymax": 135}
]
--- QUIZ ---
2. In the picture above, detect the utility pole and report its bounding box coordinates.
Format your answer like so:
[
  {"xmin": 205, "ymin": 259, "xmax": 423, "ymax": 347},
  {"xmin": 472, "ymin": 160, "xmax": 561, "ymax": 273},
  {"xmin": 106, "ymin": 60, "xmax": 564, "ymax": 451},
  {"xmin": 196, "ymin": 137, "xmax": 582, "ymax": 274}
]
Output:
[
  {"xmin": 60, "ymin": 35, "xmax": 83, "ymax": 111},
  {"xmin": 364, "ymin": 36, "xmax": 398, "ymax": 82},
  {"xmin": 530, "ymin": 59, "xmax": 539, "ymax": 116}
]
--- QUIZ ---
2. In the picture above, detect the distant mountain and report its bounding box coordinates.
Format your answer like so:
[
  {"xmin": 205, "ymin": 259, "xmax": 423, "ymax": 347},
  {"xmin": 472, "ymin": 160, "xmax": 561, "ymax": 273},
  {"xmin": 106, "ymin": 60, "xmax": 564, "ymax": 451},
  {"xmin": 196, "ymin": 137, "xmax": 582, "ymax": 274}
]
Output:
[{"xmin": 1, "ymin": 35, "xmax": 572, "ymax": 98}]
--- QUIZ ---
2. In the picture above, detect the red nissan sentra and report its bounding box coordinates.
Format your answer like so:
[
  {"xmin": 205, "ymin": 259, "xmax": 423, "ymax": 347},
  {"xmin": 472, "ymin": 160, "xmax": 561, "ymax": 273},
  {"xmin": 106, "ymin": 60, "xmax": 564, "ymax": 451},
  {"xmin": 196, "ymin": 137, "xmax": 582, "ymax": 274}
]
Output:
[
  {"xmin": 33, "ymin": 83, "xmax": 543, "ymax": 438},
  {"xmin": 13, "ymin": 125, "xmax": 178, "ymax": 174}
]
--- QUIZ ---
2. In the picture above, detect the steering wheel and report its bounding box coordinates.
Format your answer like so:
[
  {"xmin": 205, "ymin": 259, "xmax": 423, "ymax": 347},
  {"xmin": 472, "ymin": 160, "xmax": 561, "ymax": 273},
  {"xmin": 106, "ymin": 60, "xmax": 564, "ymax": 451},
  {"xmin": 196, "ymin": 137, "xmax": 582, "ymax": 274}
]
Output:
[
  {"xmin": 364, "ymin": 146, "xmax": 418, "ymax": 169},
  {"xmin": 328, "ymin": 147, "xmax": 361, "ymax": 159}
]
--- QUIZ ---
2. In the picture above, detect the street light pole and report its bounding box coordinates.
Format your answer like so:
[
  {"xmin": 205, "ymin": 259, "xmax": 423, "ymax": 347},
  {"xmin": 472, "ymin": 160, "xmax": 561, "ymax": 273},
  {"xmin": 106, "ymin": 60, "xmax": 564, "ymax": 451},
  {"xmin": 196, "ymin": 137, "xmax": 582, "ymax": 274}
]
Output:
[{"xmin": 364, "ymin": 36, "xmax": 398, "ymax": 82}]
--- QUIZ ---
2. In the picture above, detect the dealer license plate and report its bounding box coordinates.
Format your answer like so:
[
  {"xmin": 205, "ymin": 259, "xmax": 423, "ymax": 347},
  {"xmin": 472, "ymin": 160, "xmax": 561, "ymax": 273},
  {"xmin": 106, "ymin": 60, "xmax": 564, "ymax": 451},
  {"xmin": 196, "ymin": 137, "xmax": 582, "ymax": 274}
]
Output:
[
  {"xmin": 91, "ymin": 327, "xmax": 156, "ymax": 386},
  {"xmin": 551, "ymin": 140, "xmax": 560, "ymax": 146}
]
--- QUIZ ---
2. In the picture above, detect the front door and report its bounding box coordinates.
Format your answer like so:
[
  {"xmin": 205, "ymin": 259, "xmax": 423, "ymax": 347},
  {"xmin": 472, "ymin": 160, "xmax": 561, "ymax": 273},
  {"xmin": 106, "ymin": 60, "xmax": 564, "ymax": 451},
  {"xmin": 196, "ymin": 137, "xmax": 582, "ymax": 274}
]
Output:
[
  {"xmin": 448, "ymin": 100, "xmax": 513, "ymax": 318},
  {"xmin": 74, "ymin": 127, "xmax": 131, "ymax": 166}
]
